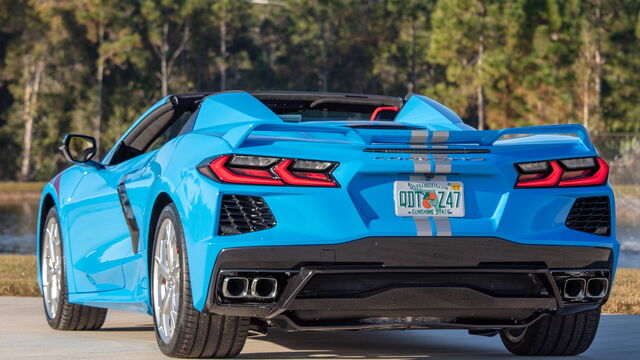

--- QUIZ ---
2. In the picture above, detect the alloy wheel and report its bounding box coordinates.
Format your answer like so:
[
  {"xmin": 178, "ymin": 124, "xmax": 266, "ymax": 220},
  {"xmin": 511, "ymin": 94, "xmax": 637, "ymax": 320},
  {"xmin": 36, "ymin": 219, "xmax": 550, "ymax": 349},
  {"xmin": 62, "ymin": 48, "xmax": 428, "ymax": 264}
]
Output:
[
  {"xmin": 42, "ymin": 216, "xmax": 62, "ymax": 319},
  {"xmin": 153, "ymin": 218, "xmax": 181, "ymax": 344}
]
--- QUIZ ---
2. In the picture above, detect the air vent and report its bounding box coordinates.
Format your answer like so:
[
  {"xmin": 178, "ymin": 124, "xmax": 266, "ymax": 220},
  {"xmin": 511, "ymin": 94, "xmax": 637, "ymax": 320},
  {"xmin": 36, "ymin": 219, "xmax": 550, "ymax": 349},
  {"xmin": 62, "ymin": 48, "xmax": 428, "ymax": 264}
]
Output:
[
  {"xmin": 364, "ymin": 148, "xmax": 489, "ymax": 154},
  {"xmin": 218, "ymin": 195, "xmax": 276, "ymax": 236},
  {"xmin": 565, "ymin": 196, "xmax": 611, "ymax": 236}
]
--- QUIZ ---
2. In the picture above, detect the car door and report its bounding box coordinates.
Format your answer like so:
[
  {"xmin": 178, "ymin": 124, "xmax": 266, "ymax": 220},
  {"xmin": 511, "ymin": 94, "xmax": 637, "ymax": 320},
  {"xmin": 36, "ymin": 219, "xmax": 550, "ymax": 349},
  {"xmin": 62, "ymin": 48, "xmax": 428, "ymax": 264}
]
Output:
[
  {"xmin": 65, "ymin": 100, "xmax": 194, "ymax": 294},
  {"xmin": 65, "ymin": 153, "xmax": 154, "ymax": 293}
]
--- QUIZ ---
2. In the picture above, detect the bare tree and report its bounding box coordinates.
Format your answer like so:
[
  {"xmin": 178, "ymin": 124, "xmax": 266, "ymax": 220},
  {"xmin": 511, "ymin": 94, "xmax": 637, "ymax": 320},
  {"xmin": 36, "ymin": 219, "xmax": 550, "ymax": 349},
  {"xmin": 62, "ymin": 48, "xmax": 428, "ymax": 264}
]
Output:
[
  {"xmin": 20, "ymin": 55, "xmax": 46, "ymax": 181},
  {"xmin": 152, "ymin": 21, "xmax": 191, "ymax": 97}
]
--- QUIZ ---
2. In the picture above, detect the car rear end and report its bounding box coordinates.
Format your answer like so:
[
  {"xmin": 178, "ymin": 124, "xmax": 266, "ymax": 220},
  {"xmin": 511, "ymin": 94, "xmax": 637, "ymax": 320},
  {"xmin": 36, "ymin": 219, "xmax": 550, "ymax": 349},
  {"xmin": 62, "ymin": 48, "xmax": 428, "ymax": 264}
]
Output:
[{"xmin": 194, "ymin": 124, "xmax": 617, "ymax": 334}]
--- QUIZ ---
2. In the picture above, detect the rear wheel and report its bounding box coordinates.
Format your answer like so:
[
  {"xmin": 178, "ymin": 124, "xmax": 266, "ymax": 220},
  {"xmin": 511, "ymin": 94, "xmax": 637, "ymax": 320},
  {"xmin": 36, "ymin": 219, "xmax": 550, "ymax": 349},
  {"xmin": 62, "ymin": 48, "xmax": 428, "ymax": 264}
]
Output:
[
  {"xmin": 500, "ymin": 308, "xmax": 601, "ymax": 356},
  {"xmin": 41, "ymin": 207, "xmax": 108, "ymax": 330},
  {"xmin": 151, "ymin": 203, "xmax": 249, "ymax": 358}
]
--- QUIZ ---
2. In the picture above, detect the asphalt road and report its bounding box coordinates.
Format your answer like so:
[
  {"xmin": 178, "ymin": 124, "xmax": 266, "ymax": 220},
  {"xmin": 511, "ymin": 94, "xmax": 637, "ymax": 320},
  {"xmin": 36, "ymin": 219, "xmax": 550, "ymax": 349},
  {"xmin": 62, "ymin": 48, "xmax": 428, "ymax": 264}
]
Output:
[{"xmin": 1, "ymin": 297, "xmax": 638, "ymax": 360}]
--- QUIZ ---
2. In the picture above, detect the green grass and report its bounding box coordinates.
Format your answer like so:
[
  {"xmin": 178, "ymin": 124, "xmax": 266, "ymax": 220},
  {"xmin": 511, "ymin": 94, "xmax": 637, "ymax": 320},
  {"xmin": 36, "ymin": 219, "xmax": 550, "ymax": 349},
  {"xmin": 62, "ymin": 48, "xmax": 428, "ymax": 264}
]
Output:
[
  {"xmin": 0, "ymin": 182, "xmax": 46, "ymax": 193},
  {"xmin": 0, "ymin": 255, "xmax": 638, "ymax": 314},
  {"xmin": 613, "ymin": 185, "xmax": 640, "ymax": 197},
  {"xmin": 0, "ymin": 255, "xmax": 40, "ymax": 297},
  {"xmin": 603, "ymin": 268, "xmax": 640, "ymax": 315},
  {"xmin": 0, "ymin": 181, "xmax": 45, "ymax": 201}
]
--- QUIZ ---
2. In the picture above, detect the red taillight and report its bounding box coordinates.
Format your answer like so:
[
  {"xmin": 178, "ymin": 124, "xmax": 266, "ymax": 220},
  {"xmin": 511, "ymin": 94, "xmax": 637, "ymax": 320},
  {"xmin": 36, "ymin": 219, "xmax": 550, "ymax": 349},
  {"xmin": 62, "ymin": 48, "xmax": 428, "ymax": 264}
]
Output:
[
  {"xmin": 515, "ymin": 157, "xmax": 608, "ymax": 188},
  {"xmin": 516, "ymin": 160, "xmax": 563, "ymax": 187},
  {"xmin": 558, "ymin": 157, "xmax": 609, "ymax": 186},
  {"xmin": 273, "ymin": 159, "xmax": 336, "ymax": 186},
  {"xmin": 202, "ymin": 155, "xmax": 338, "ymax": 187},
  {"xmin": 208, "ymin": 155, "xmax": 283, "ymax": 185}
]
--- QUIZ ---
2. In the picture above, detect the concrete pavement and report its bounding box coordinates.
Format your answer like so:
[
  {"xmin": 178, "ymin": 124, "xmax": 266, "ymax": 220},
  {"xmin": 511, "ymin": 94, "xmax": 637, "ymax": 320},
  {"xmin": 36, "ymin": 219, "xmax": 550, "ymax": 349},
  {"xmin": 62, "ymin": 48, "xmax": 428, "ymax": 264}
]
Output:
[{"xmin": 0, "ymin": 296, "xmax": 638, "ymax": 359}]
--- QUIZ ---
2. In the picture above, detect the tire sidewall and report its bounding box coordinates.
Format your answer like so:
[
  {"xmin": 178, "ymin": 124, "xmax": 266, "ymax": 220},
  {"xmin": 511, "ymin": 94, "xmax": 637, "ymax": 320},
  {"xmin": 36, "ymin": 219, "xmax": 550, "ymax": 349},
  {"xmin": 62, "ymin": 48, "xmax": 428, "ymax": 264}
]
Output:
[
  {"xmin": 151, "ymin": 203, "xmax": 189, "ymax": 353},
  {"xmin": 41, "ymin": 207, "xmax": 65, "ymax": 328}
]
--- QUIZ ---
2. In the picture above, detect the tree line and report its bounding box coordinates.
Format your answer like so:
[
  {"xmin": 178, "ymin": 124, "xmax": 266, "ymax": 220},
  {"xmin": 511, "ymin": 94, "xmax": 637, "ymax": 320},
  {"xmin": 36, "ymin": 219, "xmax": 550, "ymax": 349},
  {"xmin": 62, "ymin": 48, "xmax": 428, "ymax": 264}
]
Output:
[{"xmin": 0, "ymin": 0, "xmax": 638, "ymax": 181}]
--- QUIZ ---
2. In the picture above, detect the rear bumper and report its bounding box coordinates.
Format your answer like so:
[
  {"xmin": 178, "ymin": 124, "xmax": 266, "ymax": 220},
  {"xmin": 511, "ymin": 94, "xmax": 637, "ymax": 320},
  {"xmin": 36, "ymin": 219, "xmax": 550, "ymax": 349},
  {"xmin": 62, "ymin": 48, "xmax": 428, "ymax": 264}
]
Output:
[{"xmin": 205, "ymin": 237, "xmax": 613, "ymax": 330}]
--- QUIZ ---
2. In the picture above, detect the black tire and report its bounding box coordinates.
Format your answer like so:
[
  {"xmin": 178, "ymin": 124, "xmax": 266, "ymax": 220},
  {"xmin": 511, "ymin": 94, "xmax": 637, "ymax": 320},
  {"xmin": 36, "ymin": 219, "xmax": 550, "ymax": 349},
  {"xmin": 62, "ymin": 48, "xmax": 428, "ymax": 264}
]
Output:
[
  {"xmin": 151, "ymin": 203, "xmax": 250, "ymax": 358},
  {"xmin": 500, "ymin": 308, "xmax": 601, "ymax": 356},
  {"xmin": 41, "ymin": 207, "xmax": 108, "ymax": 331}
]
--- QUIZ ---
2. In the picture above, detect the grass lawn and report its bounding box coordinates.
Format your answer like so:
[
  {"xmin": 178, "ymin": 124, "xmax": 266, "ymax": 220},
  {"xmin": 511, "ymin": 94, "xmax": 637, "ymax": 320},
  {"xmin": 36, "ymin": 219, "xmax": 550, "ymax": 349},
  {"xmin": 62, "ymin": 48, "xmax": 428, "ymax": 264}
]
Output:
[
  {"xmin": 0, "ymin": 182, "xmax": 46, "ymax": 193},
  {"xmin": 0, "ymin": 181, "xmax": 46, "ymax": 201},
  {"xmin": 0, "ymin": 255, "xmax": 638, "ymax": 314},
  {"xmin": 0, "ymin": 255, "xmax": 39, "ymax": 297}
]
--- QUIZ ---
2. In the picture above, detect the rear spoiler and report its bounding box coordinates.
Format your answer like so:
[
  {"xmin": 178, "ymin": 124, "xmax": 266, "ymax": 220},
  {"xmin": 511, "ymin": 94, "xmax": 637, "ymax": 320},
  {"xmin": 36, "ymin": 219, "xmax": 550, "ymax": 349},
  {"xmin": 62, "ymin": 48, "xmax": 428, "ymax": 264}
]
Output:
[
  {"xmin": 221, "ymin": 121, "xmax": 366, "ymax": 148},
  {"xmin": 220, "ymin": 122, "xmax": 594, "ymax": 151},
  {"xmin": 447, "ymin": 124, "xmax": 595, "ymax": 149}
]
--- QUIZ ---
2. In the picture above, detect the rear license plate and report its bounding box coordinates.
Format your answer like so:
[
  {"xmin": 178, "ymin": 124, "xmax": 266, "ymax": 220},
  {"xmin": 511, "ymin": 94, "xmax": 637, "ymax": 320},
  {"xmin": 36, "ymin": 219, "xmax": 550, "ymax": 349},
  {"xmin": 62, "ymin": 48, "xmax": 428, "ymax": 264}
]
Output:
[{"xmin": 394, "ymin": 181, "xmax": 465, "ymax": 217}]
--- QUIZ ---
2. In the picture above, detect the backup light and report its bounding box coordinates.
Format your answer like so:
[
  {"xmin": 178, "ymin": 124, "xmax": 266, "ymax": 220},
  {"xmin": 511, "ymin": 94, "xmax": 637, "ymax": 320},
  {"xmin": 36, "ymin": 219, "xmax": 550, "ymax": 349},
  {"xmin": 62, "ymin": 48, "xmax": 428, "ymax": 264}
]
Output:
[
  {"xmin": 200, "ymin": 155, "xmax": 339, "ymax": 187},
  {"xmin": 291, "ymin": 159, "xmax": 333, "ymax": 171},
  {"xmin": 229, "ymin": 155, "xmax": 279, "ymax": 168},
  {"xmin": 517, "ymin": 161, "xmax": 549, "ymax": 173},
  {"xmin": 560, "ymin": 157, "xmax": 596, "ymax": 170},
  {"xmin": 515, "ymin": 157, "xmax": 608, "ymax": 188}
]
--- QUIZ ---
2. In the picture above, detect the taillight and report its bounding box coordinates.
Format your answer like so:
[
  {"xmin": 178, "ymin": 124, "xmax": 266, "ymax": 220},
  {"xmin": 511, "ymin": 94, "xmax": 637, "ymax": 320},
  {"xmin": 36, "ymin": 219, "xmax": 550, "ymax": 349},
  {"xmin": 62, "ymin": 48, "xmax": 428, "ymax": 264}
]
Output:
[
  {"xmin": 515, "ymin": 157, "xmax": 608, "ymax": 188},
  {"xmin": 199, "ymin": 155, "xmax": 339, "ymax": 187}
]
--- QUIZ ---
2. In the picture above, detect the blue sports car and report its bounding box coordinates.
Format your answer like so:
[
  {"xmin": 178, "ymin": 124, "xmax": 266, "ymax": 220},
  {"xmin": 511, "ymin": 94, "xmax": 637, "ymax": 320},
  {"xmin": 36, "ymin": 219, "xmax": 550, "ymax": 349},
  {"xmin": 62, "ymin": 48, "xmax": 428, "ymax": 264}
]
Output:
[{"xmin": 38, "ymin": 91, "xmax": 618, "ymax": 357}]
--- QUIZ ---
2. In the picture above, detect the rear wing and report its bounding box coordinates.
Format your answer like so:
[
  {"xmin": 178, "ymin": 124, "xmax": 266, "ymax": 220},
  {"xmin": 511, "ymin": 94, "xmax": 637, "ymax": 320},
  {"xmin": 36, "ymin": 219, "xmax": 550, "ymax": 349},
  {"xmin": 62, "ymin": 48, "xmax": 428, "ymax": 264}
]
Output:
[
  {"xmin": 448, "ymin": 124, "xmax": 595, "ymax": 149},
  {"xmin": 221, "ymin": 121, "xmax": 366, "ymax": 148},
  {"xmin": 218, "ymin": 122, "xmax": 594, "ymax": 151}
]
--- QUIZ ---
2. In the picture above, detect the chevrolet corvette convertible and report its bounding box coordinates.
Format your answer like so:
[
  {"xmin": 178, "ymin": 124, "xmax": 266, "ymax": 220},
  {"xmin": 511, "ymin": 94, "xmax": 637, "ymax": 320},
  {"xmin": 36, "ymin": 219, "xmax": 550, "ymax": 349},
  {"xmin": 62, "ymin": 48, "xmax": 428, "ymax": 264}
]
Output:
[{"xmin": 38, "ymin": 91, "xmax": 618, "ymax": 357}]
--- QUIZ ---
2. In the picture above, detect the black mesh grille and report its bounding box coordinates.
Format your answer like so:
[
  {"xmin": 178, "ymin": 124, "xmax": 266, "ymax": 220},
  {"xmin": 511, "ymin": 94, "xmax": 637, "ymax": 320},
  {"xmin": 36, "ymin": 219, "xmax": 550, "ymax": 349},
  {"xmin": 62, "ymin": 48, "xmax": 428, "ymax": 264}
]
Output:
[
  {"xmin": 565, "ymin": 196, "xmax": 611, "ymax": 236},
  {"xmin": 218, "ymin": 195, "xmax": 276, "ymax": 236}
]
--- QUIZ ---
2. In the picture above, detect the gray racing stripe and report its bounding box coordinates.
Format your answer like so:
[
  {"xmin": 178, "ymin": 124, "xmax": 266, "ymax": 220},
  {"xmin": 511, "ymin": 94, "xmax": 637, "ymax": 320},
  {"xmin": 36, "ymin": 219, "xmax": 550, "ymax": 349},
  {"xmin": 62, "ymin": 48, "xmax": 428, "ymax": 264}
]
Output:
[
  {"xmin": 409, "ymin": 130, "xmax": 428, "ymax": 144},
  {"xmin": 413, "ymin": 157, "xmax": 431, "ymax": 173},
  {"xmin": 409, "ymin": 174, "xmax": 432, "ymax": 236},
  {"xmin": 431, "ymin": 131, "xmax": 450, "ymax": 143},
  {"xmin": 434, "ymin": 218, "xmax": 452, "ymax": 236},
  {"xmin": 433, "ymin": 154, "xmax": 452, "ymax": 173},
  {"xmin": 431, "ymin": 174, "xmax": 452, "ymax": 236}
]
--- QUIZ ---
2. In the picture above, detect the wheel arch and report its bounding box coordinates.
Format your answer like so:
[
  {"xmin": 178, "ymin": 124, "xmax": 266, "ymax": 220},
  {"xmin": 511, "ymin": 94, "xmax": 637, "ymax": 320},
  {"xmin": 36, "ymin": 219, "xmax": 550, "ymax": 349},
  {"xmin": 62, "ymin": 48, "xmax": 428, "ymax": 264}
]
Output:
[
  {"xmin": 147, "ymin": 192, "xmax": 174, "ymax": 269},
  {"xmin": 37, "ymin": 190, "xmax": 60, "ymax": 291},
  {"xmin": 39, "ymin": 193, "xmax": 56, "ymax": 244}
]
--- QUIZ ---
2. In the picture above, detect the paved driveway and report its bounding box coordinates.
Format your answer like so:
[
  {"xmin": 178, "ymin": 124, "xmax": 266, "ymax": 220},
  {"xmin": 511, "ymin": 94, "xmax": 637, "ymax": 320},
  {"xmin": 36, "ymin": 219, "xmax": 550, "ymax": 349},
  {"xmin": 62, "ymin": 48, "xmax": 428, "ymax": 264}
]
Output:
[{"xmin": 1, "ymin": 297, "xmax": 638, "ymax": 359}]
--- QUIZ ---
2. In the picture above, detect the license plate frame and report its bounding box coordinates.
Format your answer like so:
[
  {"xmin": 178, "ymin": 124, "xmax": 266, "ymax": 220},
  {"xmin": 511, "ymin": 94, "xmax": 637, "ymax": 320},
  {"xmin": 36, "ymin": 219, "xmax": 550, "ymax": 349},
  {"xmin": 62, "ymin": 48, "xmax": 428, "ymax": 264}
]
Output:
[{"xmin": 393, "ymin": 181, "xmax": 465, "ymax": 217}]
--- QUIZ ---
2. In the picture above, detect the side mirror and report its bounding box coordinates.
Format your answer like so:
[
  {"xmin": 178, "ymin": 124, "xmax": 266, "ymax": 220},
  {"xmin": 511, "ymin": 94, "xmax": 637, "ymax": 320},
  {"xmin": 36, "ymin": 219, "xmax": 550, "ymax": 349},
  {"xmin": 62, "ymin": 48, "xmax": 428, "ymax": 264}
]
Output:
[{"xmin": 60, "ymin": 134, "xmax": 102, "ymax": 168}]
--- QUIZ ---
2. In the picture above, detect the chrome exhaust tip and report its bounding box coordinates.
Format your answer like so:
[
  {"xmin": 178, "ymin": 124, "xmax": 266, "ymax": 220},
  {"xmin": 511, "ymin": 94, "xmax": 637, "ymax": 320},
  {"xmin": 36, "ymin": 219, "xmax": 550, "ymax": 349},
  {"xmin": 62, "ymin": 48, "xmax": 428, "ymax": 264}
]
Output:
[
  {"xmin": 586, "ymin": 278, "xmax": 609, "ymax": 299},
  {"xmin": 221, "ymin": 277, "xmax": 249, "ymax": 298},
  {"xmin": 251, "ymin": 277, "xmax": 278, "ymax": 299},
  {"xmin": 563, "ymin": 278, "xmax": 586, "ymax": 300}
]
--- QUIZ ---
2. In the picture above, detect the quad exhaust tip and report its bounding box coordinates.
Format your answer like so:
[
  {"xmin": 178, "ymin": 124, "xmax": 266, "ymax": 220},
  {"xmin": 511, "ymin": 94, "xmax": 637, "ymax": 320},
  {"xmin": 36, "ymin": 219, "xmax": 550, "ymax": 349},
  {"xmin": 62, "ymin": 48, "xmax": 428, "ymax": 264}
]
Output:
[
  {"xmin": 221, "ymin": 276, "xmax": 278, "ymax": 300},
  {"xmin": 251, "ymin": 277, "xmax": 278, "ymax": 299},
  {"xmin": 563, "ymin": 278, "xmax": 586, "ymax": 300},
  {"xmin": 221, "ymin": 277, "xmax": 249, "ymax": 298},
  {"xmin": 586, "ymin": 278, "xmax": 609, "ymax": 299}
]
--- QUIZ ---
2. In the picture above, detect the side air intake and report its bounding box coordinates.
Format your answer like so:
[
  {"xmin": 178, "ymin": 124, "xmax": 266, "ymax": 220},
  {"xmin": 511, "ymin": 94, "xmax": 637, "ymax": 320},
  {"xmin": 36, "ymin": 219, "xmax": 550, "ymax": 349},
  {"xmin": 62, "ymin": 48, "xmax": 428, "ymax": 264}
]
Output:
[
  {"xmin": 218, "ymin": 195, "xmax": 276, "ymax": 236},
  {"xmin": 565, "ymin": 196, "xmax": 611, "ymax": 236}
]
